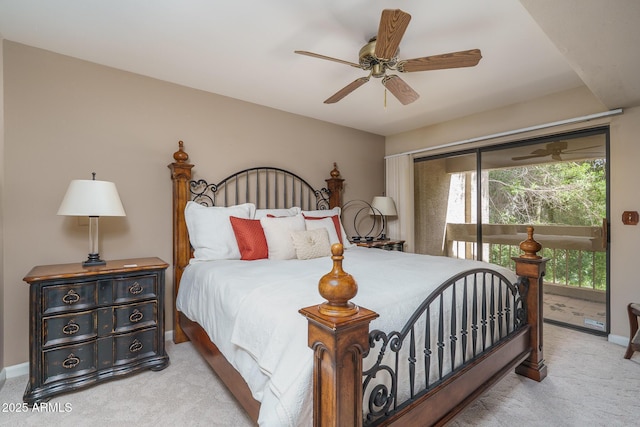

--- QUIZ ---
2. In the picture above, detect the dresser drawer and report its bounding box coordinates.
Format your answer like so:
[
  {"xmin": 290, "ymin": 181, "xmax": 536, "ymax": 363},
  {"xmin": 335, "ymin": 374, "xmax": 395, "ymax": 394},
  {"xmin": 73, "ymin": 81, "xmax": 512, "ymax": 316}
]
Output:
[
  {"xmin": 114, "ymin": 274, "xmax": 157, "ymax": 303},
  {"xmin": 114, "ymin": 301, "xmax": 157, "ymax": 333},
  {"xmin": 42, "ymin": 282, "xmax": 98, "ymax": 315},
  {"xmin": 114, "ymin": 328, "xmax": 158, "ymax": 364},
  {"xmin": 43, "ymin": 341, "xmax": 97, "ymax": 384},
  {"xmin": 43, "ymin": 310, "xmax": 97, "ymax": 348}
]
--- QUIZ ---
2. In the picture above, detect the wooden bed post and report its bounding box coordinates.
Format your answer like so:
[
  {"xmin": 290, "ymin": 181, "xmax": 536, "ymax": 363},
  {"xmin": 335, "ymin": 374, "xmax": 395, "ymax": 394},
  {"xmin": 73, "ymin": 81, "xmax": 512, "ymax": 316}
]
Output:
[
  {"xmin": 512, "ymin": 226, "xmax": 548, "ymax": 381},
  {"xmin": 168, "ymin": 141, "xmax": 194, "ymax": 344},
  {"xmin": 300, "ymin": 244, "xmax": 379, "ymax": 427},
  {"xmin": 326, "ymin": 163, "xmax": 344, "ymax": 209}
]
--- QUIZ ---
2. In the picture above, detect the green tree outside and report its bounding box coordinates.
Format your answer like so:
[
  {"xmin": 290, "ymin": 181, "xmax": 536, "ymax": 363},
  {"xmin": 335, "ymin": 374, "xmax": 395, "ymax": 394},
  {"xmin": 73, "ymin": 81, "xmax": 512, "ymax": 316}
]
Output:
[{"xmin": 486, "ymin": 160, "xmax": 606, "ymax": 290}]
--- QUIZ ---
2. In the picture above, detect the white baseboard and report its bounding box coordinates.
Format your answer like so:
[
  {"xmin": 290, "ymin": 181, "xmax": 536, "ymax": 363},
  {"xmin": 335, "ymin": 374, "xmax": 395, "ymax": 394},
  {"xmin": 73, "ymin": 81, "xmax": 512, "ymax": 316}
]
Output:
[
  {"xmin": 5, "ymin": 362, "xmax": 28, "ymax": 379},
  {"xmin": 3, "ymin": 331, "xmax": 177, "ymax": 380},
  {"xmin": 608, "ymin": 333, "xmax": 629, "ymax": 347}
]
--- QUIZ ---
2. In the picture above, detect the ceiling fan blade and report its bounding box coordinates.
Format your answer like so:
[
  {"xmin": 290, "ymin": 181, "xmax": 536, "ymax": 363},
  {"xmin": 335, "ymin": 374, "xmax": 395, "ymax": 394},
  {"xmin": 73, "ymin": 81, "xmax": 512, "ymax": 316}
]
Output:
[
  {"xmin": 531, "ymin": 148, "xmax": 552, "ymax": 156},
  {"xmin": 513, "ymin": 148, "xmax": 551, "ymax": 160},
  {"xmin": 398, "ymin": 49, "xmax": 482, "ymax": 72},
  {"xmin": 559, "ymin": 152, "xmax": 605, "ymax": 158},
  {"xmin": 294, "ymin": 50, "xmax": 361, "ymax": 68},
  {"xmin": 512, "ymin": 154, "xmax": 549, "ymax": 161},
  {"xmin": 324, "ymin": 77, "xmax": 370, "ymax": 104},
  {"xmin": 382, "ymin": 75, "xmax": 419, "ymax": 105},
  {"xmin": 375, "ymin": 9, "xmax": 411, "ymax": 60},
  {"xmin": 562, "ymin": 145, "xmax": 602, "ymax": 153}
]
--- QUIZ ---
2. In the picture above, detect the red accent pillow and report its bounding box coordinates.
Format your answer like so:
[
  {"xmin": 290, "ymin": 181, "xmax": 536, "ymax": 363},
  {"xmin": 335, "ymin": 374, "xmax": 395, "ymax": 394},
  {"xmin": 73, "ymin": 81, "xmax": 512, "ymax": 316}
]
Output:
[
  {"xmin": 229, "ymin": 216, "xmax": 268, "ymax": 260},
  {"xmin": 302, "ymin": 214, "xmax": 343, "ymax": 244}
]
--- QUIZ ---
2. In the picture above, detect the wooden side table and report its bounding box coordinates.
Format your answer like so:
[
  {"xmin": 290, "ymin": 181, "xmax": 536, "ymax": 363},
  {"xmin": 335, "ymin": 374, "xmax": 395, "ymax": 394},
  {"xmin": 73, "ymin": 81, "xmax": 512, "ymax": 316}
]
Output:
[
  {"xmin": 355, "ymin": 239, "xmax": 405, "ymax": 251},
  {"xmin": 23, "ymin": 257, "xmax": 170, "ymax": 405}
]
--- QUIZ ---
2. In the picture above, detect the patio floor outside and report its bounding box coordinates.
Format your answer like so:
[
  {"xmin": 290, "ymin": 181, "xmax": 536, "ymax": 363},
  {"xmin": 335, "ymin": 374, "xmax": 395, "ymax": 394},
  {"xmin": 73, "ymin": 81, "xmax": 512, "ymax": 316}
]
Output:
[{"xmin": 544, "ymin": 292, "xmax": 606, "ymax": 333}]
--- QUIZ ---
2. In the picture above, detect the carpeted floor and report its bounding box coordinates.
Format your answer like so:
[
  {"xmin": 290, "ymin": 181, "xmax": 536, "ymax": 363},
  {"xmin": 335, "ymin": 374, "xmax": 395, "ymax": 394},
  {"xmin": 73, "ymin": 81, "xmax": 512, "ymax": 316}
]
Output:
[{"xmin": 1, "ymin": 324, "xmax": 638, "ymax": 426}]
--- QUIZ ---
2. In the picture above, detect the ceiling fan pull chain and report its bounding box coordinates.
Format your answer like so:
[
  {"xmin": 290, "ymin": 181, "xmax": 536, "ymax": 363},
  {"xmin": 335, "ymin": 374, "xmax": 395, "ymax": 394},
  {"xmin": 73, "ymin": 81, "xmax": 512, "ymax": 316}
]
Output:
[{"xmin": 384, "ymin": 87, "xmax": 387, "ymax": 108}]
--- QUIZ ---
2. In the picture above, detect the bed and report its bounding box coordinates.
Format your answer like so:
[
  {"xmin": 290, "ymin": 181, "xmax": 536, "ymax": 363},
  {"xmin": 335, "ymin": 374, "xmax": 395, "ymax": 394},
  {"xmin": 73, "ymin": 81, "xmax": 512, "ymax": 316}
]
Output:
[{"xmin": 168, "ymin": 141, "xmax": 548, "ymax": 426}]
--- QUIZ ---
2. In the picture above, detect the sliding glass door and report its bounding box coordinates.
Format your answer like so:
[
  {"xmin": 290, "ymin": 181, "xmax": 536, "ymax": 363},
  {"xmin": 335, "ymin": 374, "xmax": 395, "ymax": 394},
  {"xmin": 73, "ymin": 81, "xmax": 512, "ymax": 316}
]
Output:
[{"xmin": 414, "ymin": 127, "xmax": 609, "ymax": 334}]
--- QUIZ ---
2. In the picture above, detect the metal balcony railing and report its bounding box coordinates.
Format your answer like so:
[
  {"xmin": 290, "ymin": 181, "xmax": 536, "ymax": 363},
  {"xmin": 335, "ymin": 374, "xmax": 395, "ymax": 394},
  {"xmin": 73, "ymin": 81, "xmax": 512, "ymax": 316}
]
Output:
[{"xmin": 445, "ymin": 223, "xmax": 606, "ymax": 292}]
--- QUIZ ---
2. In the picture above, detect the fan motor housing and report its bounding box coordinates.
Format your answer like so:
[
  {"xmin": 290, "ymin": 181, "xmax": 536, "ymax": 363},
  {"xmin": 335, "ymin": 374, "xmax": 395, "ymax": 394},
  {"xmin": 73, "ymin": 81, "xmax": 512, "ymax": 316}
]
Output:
[{"xmin": 359, "ymin": 38, "xmax": 398, "ymax": 78}]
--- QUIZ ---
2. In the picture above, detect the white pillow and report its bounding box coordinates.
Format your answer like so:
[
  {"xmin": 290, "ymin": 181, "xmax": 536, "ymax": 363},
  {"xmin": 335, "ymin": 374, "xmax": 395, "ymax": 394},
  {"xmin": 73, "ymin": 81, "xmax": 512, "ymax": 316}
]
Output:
[
  {"xmin": 254, "ymin": 207, "xmax": 301, "ymax": 219},
  {"xmin": 305, "ymin": 217, "xmax": 341, "ymax": 246},
  {"xmin": 291, "ymin": 228, "xmax": 331, "ymax": 260},
  {"xmin": 184, "ymin": 201, "xmax": 256, "ymax": 260},
  {"xmin": 260, "ymin": 214, "xmax": 306, "ymax": 260},
  {"xmin": 301, "ymin": 207, "xmax": 354, "ymax": 248}
]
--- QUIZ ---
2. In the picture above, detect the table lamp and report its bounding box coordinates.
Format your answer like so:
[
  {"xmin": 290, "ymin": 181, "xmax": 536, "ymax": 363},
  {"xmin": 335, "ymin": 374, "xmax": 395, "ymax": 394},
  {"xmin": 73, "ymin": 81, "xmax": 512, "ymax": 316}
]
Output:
[
  {"xmin": 370, "ymin": 196, "xmax": 397, "ymax": 240},
  {"xmin": 57, "ymin": 173, "xmax": 126, "ymax": 266}
]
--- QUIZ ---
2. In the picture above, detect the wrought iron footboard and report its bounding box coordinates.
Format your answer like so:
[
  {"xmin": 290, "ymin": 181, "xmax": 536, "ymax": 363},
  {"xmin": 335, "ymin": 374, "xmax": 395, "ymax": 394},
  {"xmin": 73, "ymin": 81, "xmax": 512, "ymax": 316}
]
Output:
[{"xmin": 363, "ymin": 269, "xmax": 528, "ymax": 426}]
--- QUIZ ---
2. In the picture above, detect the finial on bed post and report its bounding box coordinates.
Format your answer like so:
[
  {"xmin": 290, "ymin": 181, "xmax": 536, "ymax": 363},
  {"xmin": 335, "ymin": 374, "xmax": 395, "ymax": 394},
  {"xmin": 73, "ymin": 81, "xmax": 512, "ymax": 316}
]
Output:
[
  {"xmin": 173, "ymin": 140, "xmax": 189, "ymax": 163},
  {"xmin": 330, "ymin": 162, "xmax": 340, "ymax": 178},
  {"xmin": 519, "ymin": 226, "xmax": 542, "ymax": 259},
  {"xmin": 318, "ymin": 244, "xmax": 359, "ymax": 317},
  {"xmin": 326, "ymin": 163, "xmax": 344, "ymax": 209}
]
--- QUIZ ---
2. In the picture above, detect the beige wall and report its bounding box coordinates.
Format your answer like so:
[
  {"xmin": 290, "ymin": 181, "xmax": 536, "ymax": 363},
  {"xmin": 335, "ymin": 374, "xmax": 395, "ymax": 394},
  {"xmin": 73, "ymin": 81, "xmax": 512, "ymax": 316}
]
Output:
[
  {"xmin": 609, "ymin": 110, "xmax": 640, "ymax": 340},
  {"xmin": 387, "ymin": 86, "xmax": 640, "ymax": 340},
  {"xmin": 1, "ymin": 41, "xmax": 385, "ymax": 366},
  {"xmin": 0, "ymin": 37, "xmax": 5, "ymax": 376}
]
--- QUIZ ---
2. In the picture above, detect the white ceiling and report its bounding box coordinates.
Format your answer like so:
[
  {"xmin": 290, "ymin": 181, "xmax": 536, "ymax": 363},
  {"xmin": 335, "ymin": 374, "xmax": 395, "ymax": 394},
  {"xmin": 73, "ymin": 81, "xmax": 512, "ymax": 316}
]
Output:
[{"xmin": 0, "ymin": 0, "xmax": 638, "ymax": 136}]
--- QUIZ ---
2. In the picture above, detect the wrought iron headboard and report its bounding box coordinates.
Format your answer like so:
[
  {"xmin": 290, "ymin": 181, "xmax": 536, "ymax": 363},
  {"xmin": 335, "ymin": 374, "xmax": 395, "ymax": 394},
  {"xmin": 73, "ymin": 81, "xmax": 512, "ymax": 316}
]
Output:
[{"xmin": 190, "ymin": 167, "xmax": 331, "ymax": 210}]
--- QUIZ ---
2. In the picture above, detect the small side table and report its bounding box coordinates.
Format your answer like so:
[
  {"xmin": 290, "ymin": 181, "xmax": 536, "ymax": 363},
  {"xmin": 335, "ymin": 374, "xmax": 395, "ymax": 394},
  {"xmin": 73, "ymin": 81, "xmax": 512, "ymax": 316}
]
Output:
[
  {"xmin": 355, "ymin": 239, "xmax": 405, "ymax": 252},
  {"xmin": 23, "ymin": 257, "xmax": 170, "ymax": 405}
]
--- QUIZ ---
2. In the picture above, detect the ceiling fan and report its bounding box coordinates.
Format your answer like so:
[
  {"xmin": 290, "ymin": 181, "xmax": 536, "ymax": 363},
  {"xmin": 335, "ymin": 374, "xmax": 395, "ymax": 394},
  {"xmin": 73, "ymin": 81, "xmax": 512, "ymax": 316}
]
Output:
[
  {"xmin": 294, "ymin": 9, "xmax": 482, "ymax": 105},
  {"xmin": 512, "ymin": 141, "xmax": 603, "ymax": 161}
]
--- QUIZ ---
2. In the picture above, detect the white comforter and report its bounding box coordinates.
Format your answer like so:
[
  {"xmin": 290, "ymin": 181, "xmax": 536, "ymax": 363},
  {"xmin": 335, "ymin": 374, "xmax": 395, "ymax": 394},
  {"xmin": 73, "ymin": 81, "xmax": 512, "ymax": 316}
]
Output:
[{"xmin": 176, "ymin": 247, "xmax": 515, "ymax": 426}]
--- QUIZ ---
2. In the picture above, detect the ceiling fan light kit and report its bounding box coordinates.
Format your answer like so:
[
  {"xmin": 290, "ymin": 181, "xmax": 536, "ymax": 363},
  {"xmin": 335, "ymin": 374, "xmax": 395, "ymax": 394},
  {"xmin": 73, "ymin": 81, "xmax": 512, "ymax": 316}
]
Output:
[{"xmin": 295, "ymin": 9, "xmax": 482, "ymax": 106}]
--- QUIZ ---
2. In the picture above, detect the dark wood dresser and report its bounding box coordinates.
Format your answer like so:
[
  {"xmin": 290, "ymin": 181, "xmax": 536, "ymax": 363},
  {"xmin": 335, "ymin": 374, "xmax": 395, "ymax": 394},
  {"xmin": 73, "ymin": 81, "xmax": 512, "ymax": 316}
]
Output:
[{"xmin": 22, "ymin": 257, "xmax": 170, "ymax": 405}]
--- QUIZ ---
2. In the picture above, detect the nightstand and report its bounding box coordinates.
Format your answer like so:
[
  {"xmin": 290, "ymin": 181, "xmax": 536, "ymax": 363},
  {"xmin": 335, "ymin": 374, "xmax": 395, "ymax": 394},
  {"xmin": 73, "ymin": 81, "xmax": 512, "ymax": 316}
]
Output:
[
  {"xmin": 355, "ymin": 239, "xmax": 405, "ymax": 251},
  {"xmin": 22, "ymin": 257, "xmax": 170, "ymax": 405}
]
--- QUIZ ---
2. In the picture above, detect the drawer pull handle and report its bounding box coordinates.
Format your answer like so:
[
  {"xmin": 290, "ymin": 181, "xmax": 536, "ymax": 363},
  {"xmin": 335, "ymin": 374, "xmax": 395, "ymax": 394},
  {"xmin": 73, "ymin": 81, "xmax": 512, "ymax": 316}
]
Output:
[
  {"xmin": 62, "ymin": 290, "xmax": 80, "ymax": 304},
  {"xmin": 62, "ymin": 353, "xmax": 80, "ymax": 369},
  {"xmin": 129, "ymin": 339, "xmax": 143, "ymax": 353},
  {"xmin": 128, "ymin": 282, "xmax": 143, "ymax": 295},
  {"xmin": 129, "ymin": 309, "xmax": 144, "ymax": 323},
  {"xmin": 62, "ymin": 321, "xmax": 80, "ymax": 335}
]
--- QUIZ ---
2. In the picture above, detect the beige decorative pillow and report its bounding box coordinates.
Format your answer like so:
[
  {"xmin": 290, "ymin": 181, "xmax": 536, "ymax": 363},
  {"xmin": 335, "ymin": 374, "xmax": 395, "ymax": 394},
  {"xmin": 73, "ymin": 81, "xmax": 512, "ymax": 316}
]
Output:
[
  {"xmin": 260, "ymin": 214, "xmax": 306, "ymax": 260},
  {"xmin": 291, "ymin": 228, "xmax": 331, "ymax": 260}
]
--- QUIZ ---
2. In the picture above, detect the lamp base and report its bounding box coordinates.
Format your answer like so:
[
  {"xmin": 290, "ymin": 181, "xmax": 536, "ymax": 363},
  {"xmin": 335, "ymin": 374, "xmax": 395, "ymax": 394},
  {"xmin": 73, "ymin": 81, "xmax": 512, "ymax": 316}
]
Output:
[
  {"xmin": 83, "ymin": 253, "xmax": 106, "ymax": 267},
  {"xmin": 378, "ymin": 234, "xmax": 390, "ymax": 241}
]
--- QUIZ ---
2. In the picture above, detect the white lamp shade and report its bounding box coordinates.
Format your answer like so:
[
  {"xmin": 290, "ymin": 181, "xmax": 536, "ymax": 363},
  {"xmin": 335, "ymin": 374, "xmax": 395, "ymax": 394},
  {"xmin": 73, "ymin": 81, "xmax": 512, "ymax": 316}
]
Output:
[
  {"xmin": 371, "ymin": 196, "xmax": 397, "ymax": 216},
  {"xmin": 57, "ymin": 179, "xmax": 126, "ymax": 217}
]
